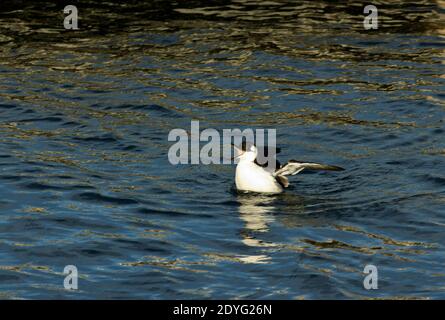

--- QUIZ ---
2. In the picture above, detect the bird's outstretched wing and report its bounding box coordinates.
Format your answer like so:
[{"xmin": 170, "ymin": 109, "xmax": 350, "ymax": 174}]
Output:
[{"xmin": 273, "ymin": 160, "xmax": 344, "ymax": 177}]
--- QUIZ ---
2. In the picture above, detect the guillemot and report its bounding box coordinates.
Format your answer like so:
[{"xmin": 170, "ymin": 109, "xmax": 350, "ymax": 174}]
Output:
[{"xmin": 233, "ymin": 142, "xmax": 344, "ymax": 194}]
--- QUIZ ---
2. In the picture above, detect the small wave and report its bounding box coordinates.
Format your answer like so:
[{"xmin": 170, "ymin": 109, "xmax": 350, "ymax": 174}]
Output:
[
  {"xmin": 136, "ymin": 207, "xmax": 212, "ymax": 218},
  {"xmin": 420, "ymin": 174, "xmax": 445, "ymax": 187},
  {"xmin": 73, "ymin": 134, "xmax": 118, "ymax": 144},
  {"xmin": 18, "ymin": 116, "xmax": 63, "ymax": 123},
  {"xmin": 73, "ymin": 192, "xmax": 139, "ymax": 205}
]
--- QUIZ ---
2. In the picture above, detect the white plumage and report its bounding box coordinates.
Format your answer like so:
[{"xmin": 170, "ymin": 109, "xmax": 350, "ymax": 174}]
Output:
[{"xmin": 234, "ymin": 143, "xmax": 344, "ymax": 194}]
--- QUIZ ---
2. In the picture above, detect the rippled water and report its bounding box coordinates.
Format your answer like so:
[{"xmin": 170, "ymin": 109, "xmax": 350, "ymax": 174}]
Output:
[{"xmin": 0, "ymin": 0, "xmax": 444, "ymax": 299}]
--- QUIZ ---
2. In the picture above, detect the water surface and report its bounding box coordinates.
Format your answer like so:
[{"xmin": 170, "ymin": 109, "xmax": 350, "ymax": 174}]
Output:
[{"xmin": 0, "ymin": 0, "xmax": 444, "ymax": 299}]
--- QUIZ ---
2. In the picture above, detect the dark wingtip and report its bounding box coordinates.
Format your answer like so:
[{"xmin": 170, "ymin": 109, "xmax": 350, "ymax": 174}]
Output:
[{"xmin": 323, "ymin": 165, "xmax": 345, "ymax": 171}]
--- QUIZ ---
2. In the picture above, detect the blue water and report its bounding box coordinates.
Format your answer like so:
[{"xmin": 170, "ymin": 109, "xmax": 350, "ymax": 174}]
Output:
[{"xmin": 0, "ymin": 1, "xmax": 444, "ymax": 299}]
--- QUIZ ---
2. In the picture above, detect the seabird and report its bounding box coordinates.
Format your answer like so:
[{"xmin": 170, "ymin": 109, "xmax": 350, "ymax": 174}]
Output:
[{"xmin": 233, "ymin": 142, "xmax": 344, "ymax": 194}]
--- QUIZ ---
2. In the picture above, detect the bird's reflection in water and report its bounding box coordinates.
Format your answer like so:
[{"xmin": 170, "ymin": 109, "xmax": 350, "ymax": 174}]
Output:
[
  {"xmin": 236, "ymin": 191, "xmax": 308, "ymax": 264},
  {"xmin": 236, "ymin": 193, "xmax": 282, "ymax": 264},
  {"xmin": 238, "ymin": 194, "xmax": 276, "ymax": 233}
]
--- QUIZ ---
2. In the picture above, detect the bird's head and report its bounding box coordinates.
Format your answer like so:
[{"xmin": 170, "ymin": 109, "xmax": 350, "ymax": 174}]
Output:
[{"xmin": 232, "ymin": 141, "xmax": 257, "ymax": 162}]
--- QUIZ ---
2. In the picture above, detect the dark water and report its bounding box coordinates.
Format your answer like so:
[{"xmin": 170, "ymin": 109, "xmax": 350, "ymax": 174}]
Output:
[{"xmin": 0, "ymin": 0, "xmax": 444, "ymax": 299}]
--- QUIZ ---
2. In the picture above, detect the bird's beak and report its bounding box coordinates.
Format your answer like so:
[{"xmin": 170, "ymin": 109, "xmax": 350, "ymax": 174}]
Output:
[{"xmin": 231, "ymin": 143, "xmax": 244, "ymax": 160}]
